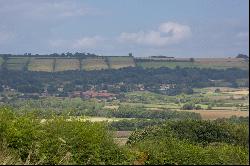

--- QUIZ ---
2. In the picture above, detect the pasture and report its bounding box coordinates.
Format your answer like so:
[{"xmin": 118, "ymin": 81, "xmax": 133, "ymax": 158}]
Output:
[
  {"xmin": 107, "ymin": 57, "xmax": 135, "ymax": 69},
  {"xmin": 5, "ymin": 57, "xmax": 29, "ymax": 70},
  {"xmin": 28, "ymin": 58, "xmax": 54, "ymax": 72},
  {"xmin": 117, "ymin": 87, "xmax": 249, "ymax": 120},
  {"xmin": 0, "ymin": 56, "xmax": 248, "ymax": 71},
  {"xmin": 137, "ymin": 58, "xmax": 249, "ymax": 70},
  {"xmin": 54, "ymin": 58, "xmax": 80, "ymax": 72},
  {"xmin": 179, "ymin": 110, "xmax": 249, "ymax": 120},
  {"xmin": 82, "ymin": 58, "xmax": 109, "ymax": 70}
]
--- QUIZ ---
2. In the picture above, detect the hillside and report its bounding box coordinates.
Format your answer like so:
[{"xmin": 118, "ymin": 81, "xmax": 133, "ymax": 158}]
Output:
[{"xmin": 0, "ymin": 55, "xmax": 248, "ymax": 72}]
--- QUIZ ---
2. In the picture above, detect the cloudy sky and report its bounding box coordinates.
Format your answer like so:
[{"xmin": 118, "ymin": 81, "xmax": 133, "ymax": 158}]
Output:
[{"xmin": 0, "ymin": 0, "xmax": 249, "ymax": 57}]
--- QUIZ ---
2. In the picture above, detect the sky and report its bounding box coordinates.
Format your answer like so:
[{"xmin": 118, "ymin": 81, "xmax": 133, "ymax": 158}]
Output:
[{"xmin": 0, "ymin": 0, "xmax": 249, "ymax": 58}]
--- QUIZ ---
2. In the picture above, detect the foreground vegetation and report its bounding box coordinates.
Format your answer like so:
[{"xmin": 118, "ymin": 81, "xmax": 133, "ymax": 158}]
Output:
[{"xmin": 0, "ymin": 107, "xmax": 248, "ymax": 165}]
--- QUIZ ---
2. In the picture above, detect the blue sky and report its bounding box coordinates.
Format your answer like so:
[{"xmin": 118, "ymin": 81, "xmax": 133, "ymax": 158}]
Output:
[{"xmin": 0, "ymin": 0, "xmax": 249, "ymax": 57}]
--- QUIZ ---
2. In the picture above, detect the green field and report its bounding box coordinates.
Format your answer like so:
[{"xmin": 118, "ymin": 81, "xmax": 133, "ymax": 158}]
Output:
[
  {"xmin": 5, "ymin": 57, "xmax": 30, "ymax": 70},
  {"xmin": 0, "ymin": 56, "xmax": 248, "ymax": 72},
  {"xmin": 28, "ymin": 58, "xmax": 54, "ymax": 72},
  {"xmin": 55, "ymin": 58, "xmax": 80, "ymax": 72},
  {"xmin": 116, "ymin": 87, "xmax": 249, "ymax": 119},
  {"xmin": 137, "ymin": 61, "xmax": 198, "ymax": 69},
  {"xmin": 108, "ymin": 57, "xmax": 135, "ymax": 69},
  {"xmin": 82, "ymin": 58, "xmax": 109, "ymax": 70},
  {"xmin": 137, "ymin": 58, "xmax": 249, "ymax": 70}
]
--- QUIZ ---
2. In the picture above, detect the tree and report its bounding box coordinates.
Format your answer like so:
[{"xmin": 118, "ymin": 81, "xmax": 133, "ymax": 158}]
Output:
[
  {"xmin": 215, "ymin": 88, "xmax": 221, "ymax": 93},
  {"xmin": 190, "ymin": 58, "xmax": 195, "ymax": 62},
  {"xmin": 236, "ymin": 54, "xmax": 249, "ymax": 59},
  {"xmin": 182, "ymin": 103, "xmax": 195, "ymax": 110}
]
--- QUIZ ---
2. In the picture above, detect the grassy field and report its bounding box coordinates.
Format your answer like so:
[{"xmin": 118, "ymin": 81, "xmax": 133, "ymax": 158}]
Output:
[
  {"xmin": 5, "ymin": 57, "xmax": 29, "ymax": 70},
  {"xmin": 179, "ymin": 110, "xmax": 249, "ymax": 120},
  {"xmin": 82, "ymin": 58, "xmax": 109, "ymax": 70},
  {"xmin": 28, "ymin": 58, "xmax": 54, "ymax": 72},
  {"xmin": 1, "ymin": 56, "xmax": 248, "ymax": 71},
  {"xmin": 114, "ymin": 87, "xmax": 249, "ymax": 120},
  {"xmin": 108, "ymin": 57, "xmax": 135, "ymax": 69},
  {"xmin": 54, "ymin": 58, "xmax": 80, "ymax": 72},
  {"xmin": 195, "ymin": 58, "xmax": 249, "ymax": 69},
  {"xmin": 137, "ymin": 61, "xmax": 199, "ymax": 69},
  {"xmin": 137, "ymin": 58, "xmax": 249, "ymax": 70}
]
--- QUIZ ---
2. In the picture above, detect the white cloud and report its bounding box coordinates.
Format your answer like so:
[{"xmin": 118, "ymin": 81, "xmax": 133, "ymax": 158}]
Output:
[
  {"xmin": 0, "ymin": 31, "xmax": 15, "ymax": 44},
  {"xmin": 50, "ymin": 36, "xmax": 104, "ymax": 49},
  {"xmin": 236, "ymin": 32, "xmax": 249, "ymax": 38},
  {"xmin": 0, "ymin": 0, "xmax": 100, "ymax": 20},
  {"xmin": 119, "ymin": 22, "xmax": 191, "ymax": 47},
  {"xmin": 72, "ymin": 36, "xmax": 104, "ymax": 49}
]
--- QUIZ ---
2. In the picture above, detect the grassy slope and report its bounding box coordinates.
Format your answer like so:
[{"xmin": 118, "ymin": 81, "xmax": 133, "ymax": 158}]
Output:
[
  {"xmin": 82, "ymin": 58, "xmax": 109, "ymax": 70},
  {"xmin": 5, "ymin": 57, "xmax": 29, "ymax": 70},
  {"xmin": 28, "ymin": 58, "xmax": 54, "ymax": 72},
  {"xmin": 54, "ymin": 58, "xmax": 80, "ymax": 72},
  {"xmin": 137, "ymin": 59, "xmax": 249, "ymax": 70},
  {"xmin": 108, "ymin": 57, "xmax": 135, "ymax": 69}
]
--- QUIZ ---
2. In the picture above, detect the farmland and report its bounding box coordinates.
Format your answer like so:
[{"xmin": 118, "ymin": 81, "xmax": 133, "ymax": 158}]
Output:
[
  {"xmin": 28, "ymin": 58, "xmax": 54, "ymax": 72},
  {"xmin": 107, "ymin": 56, "xmax": 136, "ymax": 69},
  {"xmin": 54, "ymin": 58, "xmax": 80, "ymax": 72},
  {"xmin": 0, "ymin": 55, "xmax": 249, "ymax": 165},
  {"xmin": 5, "ymin": 57, "xmax": 29, "ymax": 70},
  {"xmin": 0, "ymin": 55, "xmax": 248, "ymax": 72},
  {"xmin": 0, "ymin": 65, "xmax": 249, "ymax": 165},
  {"xmin": 137, "ymin": 58, "xmax": 249, "ymax": 70},
  {"xmin": 82, "ymin": 58, "xmax": 109, "ymax": 70}
]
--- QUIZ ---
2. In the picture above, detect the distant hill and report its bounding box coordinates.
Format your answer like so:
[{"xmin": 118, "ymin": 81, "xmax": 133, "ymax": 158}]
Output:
[{"xmin": 0, "ymin": 54, "xmax": 249, "ymax": 72}]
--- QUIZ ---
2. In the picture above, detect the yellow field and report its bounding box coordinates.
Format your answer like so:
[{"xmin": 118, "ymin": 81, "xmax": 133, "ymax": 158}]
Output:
[
  {"xmin": 54, "ymin": 58, "xmax": 80, "ymax": 72},
  {"xmin": 179, "ymin": 110, "xmax": 249, "ymax": 120},
  {"xmin": 138, "ymin": 58, "xmax": 249, "ymax": 70},
  {"xmin": 108, "ymin": 57, "xmax": 135, "ymax": 69},
  {"xmin": 28, "ymin": 58, "xmax": 54, "ymax": 72},
  {"xmin": 82, "ymin": 58, "xmax": 109, "ymax": 70},
  {"xmin": 195, "ymin": 58, "xmax": 249, "ymax": 69}
]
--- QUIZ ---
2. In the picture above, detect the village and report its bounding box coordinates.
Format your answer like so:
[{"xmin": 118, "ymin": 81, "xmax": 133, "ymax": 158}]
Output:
[{"xmin": 0, "ymin": 83, "xmax": 177, "ymax": 103}]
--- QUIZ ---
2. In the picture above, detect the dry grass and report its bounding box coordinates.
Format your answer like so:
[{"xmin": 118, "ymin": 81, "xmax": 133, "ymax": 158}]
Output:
[
  {"xmin": 28, "ymin": 58, "xmax": 54, "ymax": 72},
  {"xmin": 179, "ymin": 110, "xmax": 249, "ymax": 120},
  {"xmin": 54, "ymin": 58, "xmax": 80, "ymax": 72},
  {"xmin": 108, "ymin": 57, "xmax": 135, "ymax": 69},
  {"xmin": 0, "ymin": 147, "xmax": 23, "ymax": 165},
  {"xmin": 114, "ymin": 131, "xmax": 133, "ymax": 138},
  {"xmin": 82, "ymin": 58, "xmax": 108, "ymax": 70},
  {"xmin": 113, "ymin": 138, "xmax": 128, "ymax": 146}
]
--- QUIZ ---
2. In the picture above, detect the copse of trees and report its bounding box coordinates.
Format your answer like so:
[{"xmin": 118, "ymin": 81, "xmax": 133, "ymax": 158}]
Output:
[
  {"xmin": 0, "ymin": 52, "xmax": 100, "ymax": 58},
  {"xmin": 236, "ymin": 54, "xmax": 249, "ymax": 60},
  {"xmin": 0, "ymin": 67, "xmax": 248, "ymax": 95},
  {"xmin": 109, "ymin": 105, "xmax": 201, "ymax": 120},
  {"xmin": 127, "ymin": 120, "xmax": 249, "ymax": 165},
  {"xmin": 0, "ymin": 107, "xmax": 131, "ymax": 165},
  {"xmin": 0, "ymin": 107, "xmax": 249, "ymax": 165}
]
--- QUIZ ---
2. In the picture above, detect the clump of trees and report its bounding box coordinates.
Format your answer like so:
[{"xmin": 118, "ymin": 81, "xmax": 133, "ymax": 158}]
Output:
[
  {"xmin": 0, "ymin": 107, "xmax": 130, "ymax": 165},
  {"xmin": 0, "ymin": 67, "xmax": 248, "ymax": 96},
  {"xmin": 0, "ymin": 107, "xmax": 249, "ymax": 165},
  {"xmin": 127, "ymin": 120, "xmax": 249, "ymax": 165},
  {"xmin": 236, "ymin": 54, "xmax": 249, "ymax": 60}
]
